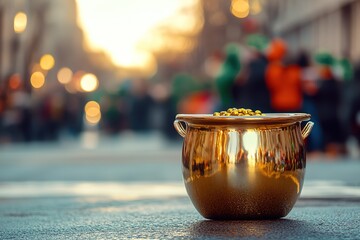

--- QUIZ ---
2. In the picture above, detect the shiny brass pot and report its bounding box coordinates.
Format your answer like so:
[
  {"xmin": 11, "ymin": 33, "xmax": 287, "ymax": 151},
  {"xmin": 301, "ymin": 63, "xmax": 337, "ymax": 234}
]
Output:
[{"xmin": 174, "ymin": 113, "xmax": 313, "ymax": 220}]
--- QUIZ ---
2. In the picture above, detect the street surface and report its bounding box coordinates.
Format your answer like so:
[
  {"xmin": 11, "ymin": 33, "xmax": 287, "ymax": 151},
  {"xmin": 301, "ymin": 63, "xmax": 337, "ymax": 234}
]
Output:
[{"xmin": 0, "ymin": 132, "xmax": 360, "ymax": 239}]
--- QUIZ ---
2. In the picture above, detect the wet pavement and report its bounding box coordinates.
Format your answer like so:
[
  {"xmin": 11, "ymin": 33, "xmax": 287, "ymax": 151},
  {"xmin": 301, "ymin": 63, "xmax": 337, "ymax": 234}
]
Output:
[{"xmin": 0, "ymin": 133, "xmax": 360, "ymax": 239}]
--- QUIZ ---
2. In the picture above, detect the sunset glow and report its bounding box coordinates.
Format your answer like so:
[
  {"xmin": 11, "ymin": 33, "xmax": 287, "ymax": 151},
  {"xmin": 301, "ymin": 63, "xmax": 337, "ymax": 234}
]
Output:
[{"xmin": 76, "ymin": 0, "xmax": 181, "ymax": 70}]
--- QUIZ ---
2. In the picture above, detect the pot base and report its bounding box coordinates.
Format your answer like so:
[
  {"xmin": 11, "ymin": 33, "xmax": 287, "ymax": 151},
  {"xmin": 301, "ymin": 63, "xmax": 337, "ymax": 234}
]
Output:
[{"xmin": 184, "ymin": 164, "xmax": 304, "ymax": 220}]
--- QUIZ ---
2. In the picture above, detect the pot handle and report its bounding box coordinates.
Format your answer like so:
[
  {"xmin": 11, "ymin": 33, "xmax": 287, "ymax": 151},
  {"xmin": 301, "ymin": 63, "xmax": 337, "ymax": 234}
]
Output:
[
  {"xmin": 174, "ymin": 120, "xmax": 187, "ymax": 138},
  {"xmin": 301, "ymin": 121, "xmax": 314, "ymax": 140}
]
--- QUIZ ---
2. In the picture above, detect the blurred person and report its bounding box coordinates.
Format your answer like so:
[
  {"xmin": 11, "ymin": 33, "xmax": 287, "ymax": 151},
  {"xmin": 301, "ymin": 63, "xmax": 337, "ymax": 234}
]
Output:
[
  {"xmin": 162, "ymin": 72, "xmax": 200, "ymax": 140},
  {"xmin": 203, "ymin": 51, "xmax": 224, "ymax": 81},
  {"xmin": 172, "ymin": 72, "xmax": 206, "ymax": 113},
  {"xmin": 100, "ymin": 83, "xmax": 129, "ymax": 135},
  {"xmin": 177, "ymin": 71, "xmax": 215, "ymax": 114},
  {"xmin": 314, "ymin": 53, "xmax": 346, "ymax": 156},
  {"xmin": 0, "ymin": 74, "xmax": 32, "ymax": 142},
  {"xmin": 129, "ymin": 78, "xmax": 153, "ymax": 132},
  {"xmin": 171, "ymin": 73, "xmax": 201, "ymax": 106},
  {"xmin": 333, "ymin": 57, "xmax": 354, "ymax": 83},
  {"xmin": 178, "ymin": 88, "xmax": 215, "ymax": 114},
  {"xmin": 1, "ymin": 93, "xmax": 23, "ymax": 142},
  {"xmin": 63, "ymin": 94, "xmax": 84, "ymax": 137},
  {"xmin": 296, "ymin": 51, "xmax": 324, "ymax": 153},
  {"xmin": 34, "ymin": 93, "xmax": 64, "ymax": 141},
  {"xmin": 147, "ymin": 82, "xmax": 169, "ymax": 131},
  {"xmin": 15, "ymin": 89, "xmax": 32, "ymax": 142},
  {"xmin": 266, "ymin": 39, "xmax": 303, "ymax": 113},
  {"xmin": 162, "ymin": 94, "xmax": 178, "ymax": 140},
  {"xmin": 215, "ymin": 43, "xmax": 241, "ymax": 110},
  {"xmin": 236, "ymin": 34, "xmax": 271, "ymax": 112},
  {"xmin": 333, "ymin": 56, "xmax": 354, "ymax": 144},
  {"xmin": 0, "ymin": 83, "xmax": 5, "ymax": 139},
  {"xmin": 349, "ymin": 62, "xmax": 360, "ymax": 146}
]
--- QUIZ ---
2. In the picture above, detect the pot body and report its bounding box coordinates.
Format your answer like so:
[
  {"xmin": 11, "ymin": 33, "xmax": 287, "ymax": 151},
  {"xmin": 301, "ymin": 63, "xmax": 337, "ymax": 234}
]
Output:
[{"xmin": 182, "ymin": 122, "xmax": 306, "ymax": 220}]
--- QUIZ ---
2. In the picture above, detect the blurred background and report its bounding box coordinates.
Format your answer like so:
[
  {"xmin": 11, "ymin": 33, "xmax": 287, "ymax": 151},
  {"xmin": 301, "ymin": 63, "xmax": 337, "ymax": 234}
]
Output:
[
  {"xmin": 1, "ymin": 2, "xmax": 360, "ymax": 237},
  {"xmin": 0, "ymin": 0, "xmax": 360, "ymax": 157}
]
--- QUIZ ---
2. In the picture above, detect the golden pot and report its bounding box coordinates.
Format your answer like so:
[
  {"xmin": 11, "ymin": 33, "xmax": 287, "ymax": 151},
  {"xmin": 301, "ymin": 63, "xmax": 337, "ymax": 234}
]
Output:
[{"xmin": 174, "ymin": 113, "xmax": 313, "ymax": 220}]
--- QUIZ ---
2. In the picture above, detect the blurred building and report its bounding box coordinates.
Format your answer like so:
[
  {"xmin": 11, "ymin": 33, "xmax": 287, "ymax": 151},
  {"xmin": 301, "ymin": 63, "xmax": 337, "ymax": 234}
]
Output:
[
  {"xmin": 0, "ymin": 0, "xmax": 115, "ymax": 90},
  {"xmin": 270, "ymin": 0, "xmax": 360, "ymax": 61},
  {"xmin": 0, "ymin": 0, "xmax": 118, "ymax": 142}
]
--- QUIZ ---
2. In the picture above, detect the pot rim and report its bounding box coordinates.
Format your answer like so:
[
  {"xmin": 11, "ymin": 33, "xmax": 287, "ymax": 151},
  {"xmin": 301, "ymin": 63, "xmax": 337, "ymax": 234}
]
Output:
[{"xmin": 175, "ymin": 113, "xmax": 311, "ymax": 125}]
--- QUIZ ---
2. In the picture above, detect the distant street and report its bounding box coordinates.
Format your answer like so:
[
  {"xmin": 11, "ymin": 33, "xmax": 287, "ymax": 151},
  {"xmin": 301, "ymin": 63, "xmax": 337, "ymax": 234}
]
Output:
[{"xmin": 0, "ymin": 132, "xmax": 359, "ymax": 195}]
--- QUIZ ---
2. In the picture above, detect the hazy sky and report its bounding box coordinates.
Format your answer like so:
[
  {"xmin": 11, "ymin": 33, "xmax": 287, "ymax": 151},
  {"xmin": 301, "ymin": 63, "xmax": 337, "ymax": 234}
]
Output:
[{"xmin": 76, "ymin": 0, "xmax": 182, "ymax": 67}]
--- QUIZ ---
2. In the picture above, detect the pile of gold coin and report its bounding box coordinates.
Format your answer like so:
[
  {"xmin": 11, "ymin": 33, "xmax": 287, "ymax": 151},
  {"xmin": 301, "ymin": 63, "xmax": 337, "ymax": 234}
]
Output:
[{"xmin": 213, "ymin": 108, "xmax": 265, "ymax": 116}]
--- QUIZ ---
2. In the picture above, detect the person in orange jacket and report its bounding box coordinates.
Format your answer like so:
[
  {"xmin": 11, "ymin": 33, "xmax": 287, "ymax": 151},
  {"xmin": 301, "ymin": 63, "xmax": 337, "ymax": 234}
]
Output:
[{"xmin": 265, "ymin": 39, "xmax": 302, "ymax": 112}]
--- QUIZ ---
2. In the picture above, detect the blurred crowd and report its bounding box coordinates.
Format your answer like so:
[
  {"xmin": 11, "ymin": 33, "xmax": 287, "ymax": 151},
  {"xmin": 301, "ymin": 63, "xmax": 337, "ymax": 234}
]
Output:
[
  {"xmin": 164, "ymin": 35, "xmax": 360, "ymax": 156},
  {"xmin": 0, "ymin": 76, "xmax": 85, "ymax": 142},
  {"xmin": 169, "ymin": 35, "xmax": 360, "ymax": 155},
  {"xmin": 1, "ymin": 35, "xmax": 360, "ymax": 156},
  {"xmin": 173, "ymin": 36, "xmax": 360, "ymax": 156}
]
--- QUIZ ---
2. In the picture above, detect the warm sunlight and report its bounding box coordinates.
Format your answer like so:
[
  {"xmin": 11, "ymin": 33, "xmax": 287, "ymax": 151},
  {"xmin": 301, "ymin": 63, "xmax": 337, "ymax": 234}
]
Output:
[{"xmin": 76, "ymin": 0, "xmax": 182, "ymax": 70}]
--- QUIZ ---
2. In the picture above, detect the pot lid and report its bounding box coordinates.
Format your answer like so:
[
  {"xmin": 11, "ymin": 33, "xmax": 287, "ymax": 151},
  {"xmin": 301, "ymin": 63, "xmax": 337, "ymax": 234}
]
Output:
[{"xmin": 175, "ymin": 113, "xmax": 311, "ymax": 125}]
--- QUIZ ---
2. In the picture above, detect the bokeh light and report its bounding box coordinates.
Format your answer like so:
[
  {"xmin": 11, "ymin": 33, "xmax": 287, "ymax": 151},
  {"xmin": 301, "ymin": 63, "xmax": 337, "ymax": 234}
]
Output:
[
  {"xmin": 40, "ymin": 54, "xmax": 55, "ymax": 71},
  {"xmin": 85, "ymin": 101, "xmax": 100, "ymax": 117},
  {"xmin": 80, "ymin": 73, "xmax": 98, "ymax": 92},
  {"xmin": 57, "ymin": 67, "xmax": 73, "ymax": 84},
  {"xmin": 30, "ymin": 72, "xmax": 45, "ymax": 89},
  {"xmin": 231, "ymin": 0, "xmax": 250, "ymax": 18},
  {"xmin": 14, "ymin": 12, "xmax": 27, "ymax": 33},
  {"xmin": 85, "ymin": 101, "xmax": 101, "ymax": 124}
]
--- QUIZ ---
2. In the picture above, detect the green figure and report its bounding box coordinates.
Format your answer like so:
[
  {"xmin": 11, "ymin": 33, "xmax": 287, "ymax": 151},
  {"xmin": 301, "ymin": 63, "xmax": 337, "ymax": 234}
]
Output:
[{"xmin": 215, "ymin": 44, "xmax": 241, "ymax": 109}]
